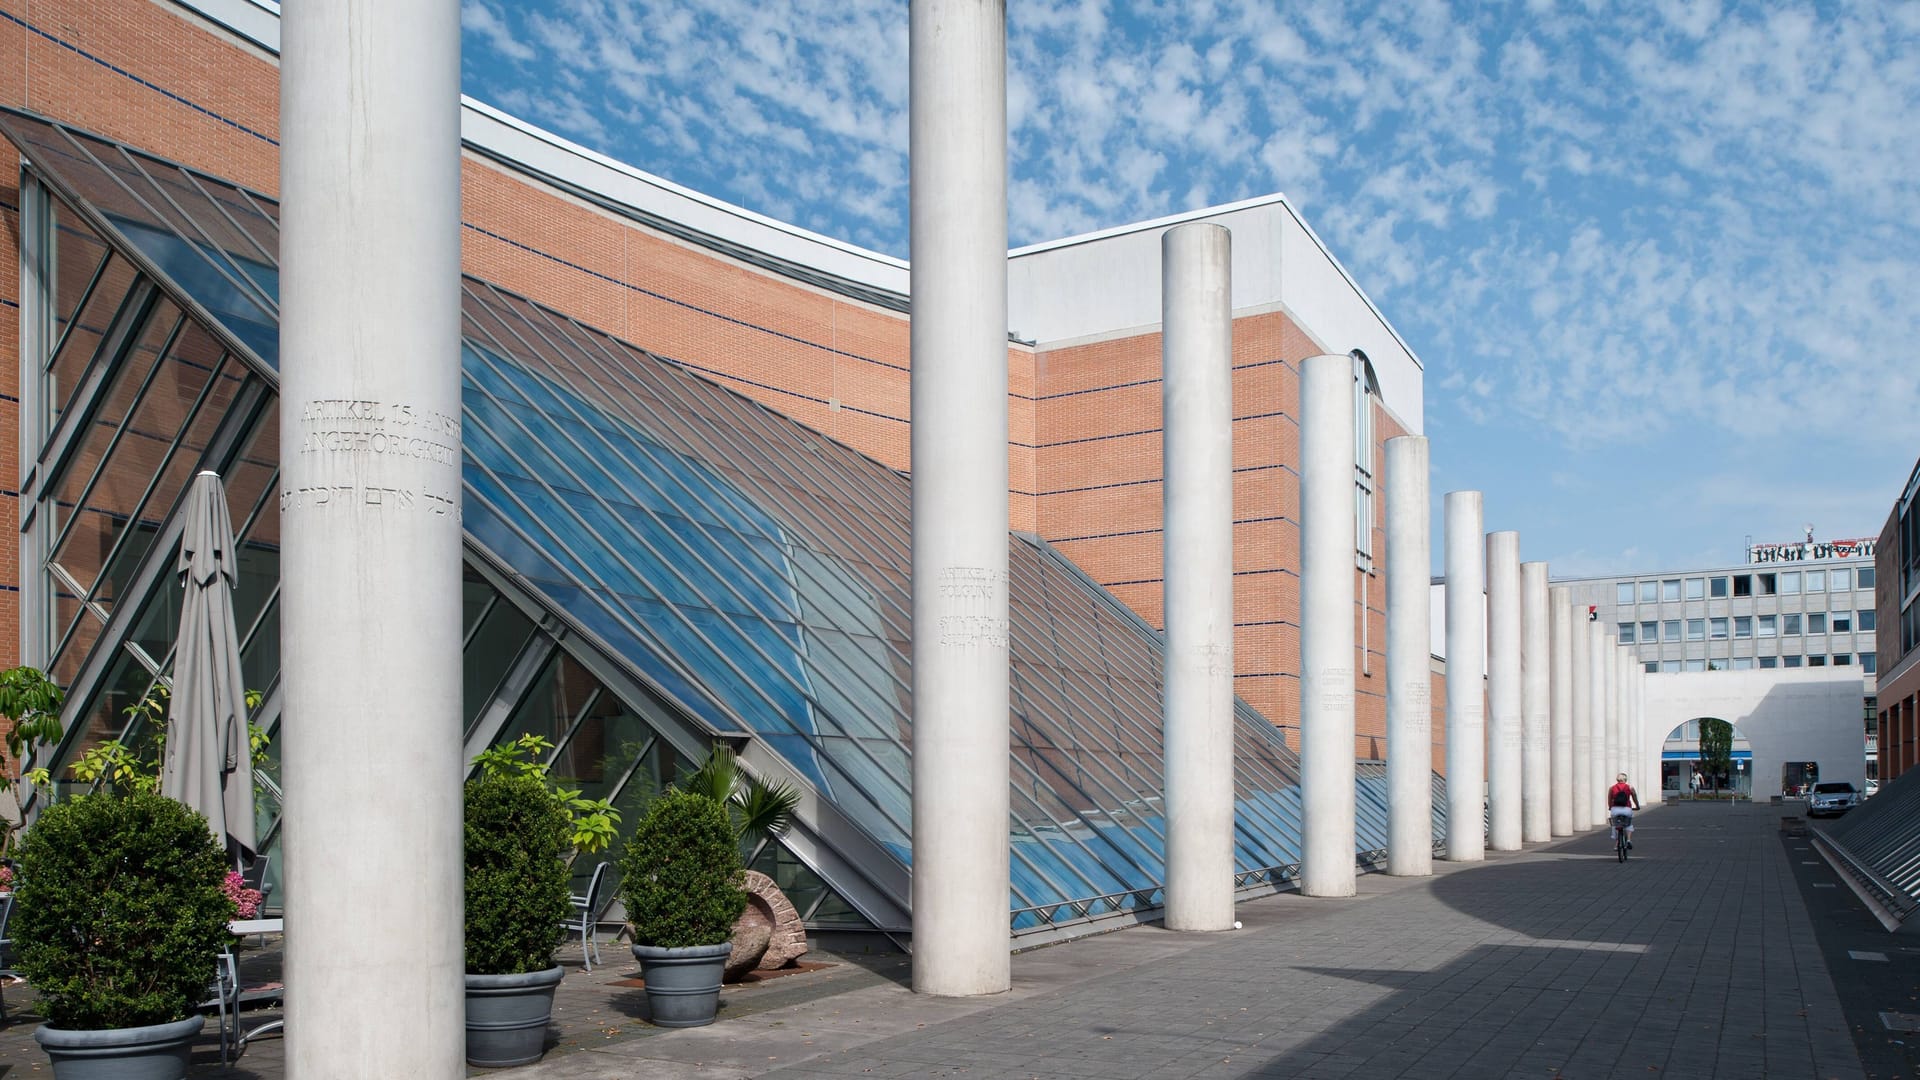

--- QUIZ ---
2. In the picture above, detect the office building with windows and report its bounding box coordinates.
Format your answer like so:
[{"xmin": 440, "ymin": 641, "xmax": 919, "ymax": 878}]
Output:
[
  {"xmin": 0, "ymin": 0, "xmax": 1442, "ymax": 945},
  {"xmin": 1557, "ymin": 548, "xmax": 1879, "ymax": 789},
  {"xmin": 1558, "ymin": 551, "xmax": 1879, "ymax": 677}
]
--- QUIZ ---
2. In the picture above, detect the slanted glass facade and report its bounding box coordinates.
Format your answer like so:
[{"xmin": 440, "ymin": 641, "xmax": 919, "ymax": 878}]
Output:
[{"xmin": 5, "ymin": 109, "xmax": 1446, "ymax": 941}]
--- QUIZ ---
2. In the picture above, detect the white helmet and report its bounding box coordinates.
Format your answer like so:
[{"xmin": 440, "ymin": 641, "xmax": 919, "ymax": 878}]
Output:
[{"xmin": 1616, "ymin": 773, "xmax": 1628, "ymax": 783}]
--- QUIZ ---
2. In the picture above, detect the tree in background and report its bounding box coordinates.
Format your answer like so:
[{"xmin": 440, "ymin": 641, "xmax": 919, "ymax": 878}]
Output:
[{"xmin": 1698, "ymin": 717, "xmax": 1734, "ymax": 796}]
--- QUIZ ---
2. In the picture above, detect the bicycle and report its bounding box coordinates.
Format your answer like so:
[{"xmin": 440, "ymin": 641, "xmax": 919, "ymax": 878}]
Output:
[{"xmin": 1611, "ymin": 812, "xmax": 1632, "ymax": 862}]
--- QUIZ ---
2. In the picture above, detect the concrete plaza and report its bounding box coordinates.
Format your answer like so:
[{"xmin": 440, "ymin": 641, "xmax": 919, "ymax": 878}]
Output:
[{"xmin": 2, "ymin": 801, "xmax": 1910, "ymax": 1079}]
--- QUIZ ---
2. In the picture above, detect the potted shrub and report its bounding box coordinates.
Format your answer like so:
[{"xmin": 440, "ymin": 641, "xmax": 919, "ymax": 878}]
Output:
[
  {"xmin": 680, "ymin": 746, "xmax": 806, "ymax": 979},
  {"xmin": 464, "ymin": 770, "xmax": 573, "ymax": 1067},
  {"xmin": 13, "ymin": 792, "xmax": 231, "ymax": 1079},
  {"xmin": 620, "ymin": 789, "xmax": 747, "ymax": 1027}
]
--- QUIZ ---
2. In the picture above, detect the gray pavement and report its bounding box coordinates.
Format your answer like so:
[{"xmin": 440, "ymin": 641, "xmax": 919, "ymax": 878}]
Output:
[
  {"xmin": 0, "ymin": 801, "xmax": 1898, "ymax": 1079},
  {"xmin": 513, "ymin": 803, "xmax": 1873, "ymax": 1080}
]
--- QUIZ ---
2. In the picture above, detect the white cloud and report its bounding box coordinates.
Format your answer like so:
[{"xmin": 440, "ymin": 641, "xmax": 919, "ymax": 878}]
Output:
[
  {"xmin": 457, "ymin": 0, "xmax": 1920, "ymax": 561},
  {"xmin": 462, "ymin": 0, "xmax": 536, "ymax": 62}
]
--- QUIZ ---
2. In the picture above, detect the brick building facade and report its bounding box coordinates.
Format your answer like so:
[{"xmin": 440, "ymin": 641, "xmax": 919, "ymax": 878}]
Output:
[{"xmin": 1876, "ymin": 459, "xmax": 1920, "ymax": 784}]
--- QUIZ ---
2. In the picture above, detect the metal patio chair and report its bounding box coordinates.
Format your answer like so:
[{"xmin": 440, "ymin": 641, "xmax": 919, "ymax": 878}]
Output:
[
  {"xmin": 0, "ymin": 892, "xmax": 14, "ymax": 1020},
  {"xmin": 562, "ymin": 861, "xmax": 611, "ymax": 972}
]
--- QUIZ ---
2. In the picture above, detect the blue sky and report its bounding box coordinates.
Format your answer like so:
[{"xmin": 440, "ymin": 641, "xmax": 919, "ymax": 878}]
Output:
[{"xmin": 459, "ymin": 0, "xmax": 1920, "ymax": 578}]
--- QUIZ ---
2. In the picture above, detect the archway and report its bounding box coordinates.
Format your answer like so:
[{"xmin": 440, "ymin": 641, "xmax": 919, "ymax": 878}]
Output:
[
  {"xmin": 1657, "ymin": 717, "xmax": 1754, "ymax": 799},
  {"xmin": 1639, "ymin": 669, "xmax": 1865, "ymax": 801}
]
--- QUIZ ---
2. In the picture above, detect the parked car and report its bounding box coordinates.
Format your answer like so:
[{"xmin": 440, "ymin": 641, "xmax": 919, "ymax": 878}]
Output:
[
  {"xmin": 1807, "ymin": 782, "xmax": 1859, "ymax": 817},
  {"xmin": 1865, "ymin": 778, "xmax": 1880, "ymax": 799}
]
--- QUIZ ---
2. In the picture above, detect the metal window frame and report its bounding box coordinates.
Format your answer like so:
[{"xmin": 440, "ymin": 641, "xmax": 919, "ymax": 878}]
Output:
[
  {"xmin": 1352, "ymin": 350, "xmax": 1378, "ymax": 572},
  {"xmin": 17, "ymin": 175, "xmax": 55, "ymax": 671},
  {"xmin": 32, "ymin": 378, "xmax": 271, "ymax": 785}
]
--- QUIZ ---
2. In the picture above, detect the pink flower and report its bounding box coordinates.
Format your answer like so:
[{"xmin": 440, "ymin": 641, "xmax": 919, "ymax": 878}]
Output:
[{"xmin": 223, "ymin": 870, "xmax": 264, "ymax": 919}]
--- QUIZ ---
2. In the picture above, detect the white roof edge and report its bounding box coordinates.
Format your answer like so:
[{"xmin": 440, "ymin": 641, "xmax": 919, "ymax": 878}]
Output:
[
  {"xmin": 1008, "ymin": 193, "xmax": 1295, "ymax": 257},
  {"xmin": 169, "ymin": 0, "xmax": 280, "ymax": 51},
  {"xmin": 1013, "ymin": 191, "xmax": 1421, "ymax": 372},
  {"xmin": 1280, "ymin": 196, "xmax": 1423, "ymax": 372},
  {"xmin": 459, "ymin": 97, "xmax": 910, "ymax": 279}
]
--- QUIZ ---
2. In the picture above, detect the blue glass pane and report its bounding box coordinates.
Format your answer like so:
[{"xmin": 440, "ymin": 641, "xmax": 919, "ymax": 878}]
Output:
[{"xmin": 102, "ymin": 217, "xmax": 279, "ymax": 366}]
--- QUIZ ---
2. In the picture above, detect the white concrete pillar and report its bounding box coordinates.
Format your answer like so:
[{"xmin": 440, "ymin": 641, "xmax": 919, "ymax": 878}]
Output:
[
  {"xmin": 1604, "ymin": 647, "xmax": 1617, "ymax": 783},
  {"xmin": 1629, "ymin": 663, "xmax": 1646, "ymax": 805},
  {"xmin": 1520, "ymin": 562, "xmax": 1551, "ymax": 843},
  {"xmin": 1160, "ymin": 223, "xmax": 1235, "ymax": 932},
  {"xmin": 1587, "ymin": 622, "xmax": 1609, "ymax": 821},
  {"xmin": 1549, "ymin": 586, "xmax": 1574, "ymax": 836},
  {"xmin": 1629, "ymin": 655, "xmax": 1640, "ymax": 787},
  {"xmin": 1484, "ymin": 532, "xmax": 1522, "ymax": 852},
  {"xmin": 908, "ymin": 0, "xmax": 1011, "ymax": 996},
  {"xmin": 1621, "ymin": 648, "xmax": 1635, "ymax": 784},
  {"xmin": 1639, "ymin": 665, "xmax": 1660, "ymax": 806},
  {"xmin": 279, "ymin": 1, "xmax": 465, "ymax": 1074},
  {"xmin": 1628, "ymin": 652, "xmax": 1639, "ymax": 788},
  {"xmin": 1443, "ymin": 492, "xmax": 1485, "ymax": 861},
  {"xmin": 1385, "ymin": 436, "xmax": 1431, "ymax": 876},
  {"xmin": 1571, "ymin": 610, "xmax": 1595, "ymax": 830},
  {"xmin": 1300, "ymin": 353, "xmax": 1357, "ymax": 897},
  {"xmin": 1607, "ymin": 643, "xmax": 1623, "ymax": 787}
]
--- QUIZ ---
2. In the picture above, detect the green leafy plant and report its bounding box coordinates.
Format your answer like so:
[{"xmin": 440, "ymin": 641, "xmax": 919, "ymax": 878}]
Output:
[
  {"xmin": 680, "ymin": 745, "xmax": 801, "ymax": 855},
  {"xmin": 474, "ymin": 734, "xmax": 621, "ymax": 853},
  {"xmin": 0, "ymin": 666, "xmax": 64, "ymax": 853},
  {"xmin": 465, "ymin": 771, "xmax": 573, "ymax": 975},
  {"xmin": 67, "ymin": 739, "xmax": 160, "ymax": 795},
  {"xmin": 12, "ymin": 792, "xmax": 231, "ymax": 1029},
  {"xmin": 63, "ymin": 684, "xmax": 270, "ymax": 799},
  {"xmin": 620, "ymin": 788, "xmax": 747, "ymax": 949}
]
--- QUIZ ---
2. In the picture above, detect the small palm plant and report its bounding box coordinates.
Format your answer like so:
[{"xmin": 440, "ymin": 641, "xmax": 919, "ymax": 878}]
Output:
[{"xmin": 679, "ymin": 745, "xmax": 801, "ymax": 855}]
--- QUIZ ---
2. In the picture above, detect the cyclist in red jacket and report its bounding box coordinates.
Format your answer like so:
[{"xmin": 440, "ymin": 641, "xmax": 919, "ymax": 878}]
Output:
[{"xmin": 1607, "ymin": 773, "xmax": 1640, "ymax": 849}]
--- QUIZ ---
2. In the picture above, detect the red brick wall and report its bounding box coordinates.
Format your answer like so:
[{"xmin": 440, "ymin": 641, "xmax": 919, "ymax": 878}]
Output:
[
  {"xmin": 1879, "ymin": 661, "xmax": 1920, "ymax": 785},
  {"xmin": 1034, "ymin": 318, "xmax": 1439, "ymax": 763},
  {"xmin": 1876, "ymin": 507, "xmax": 1915, "ymax": 782}
]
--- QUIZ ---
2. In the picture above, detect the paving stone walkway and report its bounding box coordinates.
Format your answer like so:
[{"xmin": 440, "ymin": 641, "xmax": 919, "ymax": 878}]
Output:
[
  {"xmin": 519, "ymin": 803, "xmax": 1871, "ymax": 1079},
  {"xmin": 0, "ymin": 802, "xmax": 1888, "ymax": 1079}
]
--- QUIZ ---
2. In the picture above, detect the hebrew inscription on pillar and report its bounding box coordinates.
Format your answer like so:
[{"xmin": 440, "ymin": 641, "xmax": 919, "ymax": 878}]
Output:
[{"xmin": 283, "ymin": 398, "xmax": 460, "ymax": 519}]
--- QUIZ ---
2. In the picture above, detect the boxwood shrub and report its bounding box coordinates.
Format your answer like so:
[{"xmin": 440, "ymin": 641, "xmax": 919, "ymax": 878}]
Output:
[
  {"xmin": 620, "ymin": 789, "xmax": 746, "ymax": 949},
  {"xmin": 13, "ymin": 792, "xmax": 231, "ymax": 1030},
  {"xmin": 465, "ymin": 772, "xmax": 572, "ymax": 975}
]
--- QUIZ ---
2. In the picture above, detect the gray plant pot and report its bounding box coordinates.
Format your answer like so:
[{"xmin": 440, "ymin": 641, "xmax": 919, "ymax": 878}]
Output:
[
  {"xmin": 33, "ymin": 1015, "xmax": 204, "ymax": 1080},
  {"xmin": 464, "ymin": 965, "xmax": 565, "ymax": 1068},
  {"xmin": 633, "ymin": 942, "xmax": 731, "ymax": 1028}
]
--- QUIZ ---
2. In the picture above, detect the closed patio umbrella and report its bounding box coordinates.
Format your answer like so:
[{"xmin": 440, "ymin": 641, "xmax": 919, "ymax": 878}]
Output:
[{"xmin": 160, "ymin": 470, "xmax": 258, "ymax": 865}]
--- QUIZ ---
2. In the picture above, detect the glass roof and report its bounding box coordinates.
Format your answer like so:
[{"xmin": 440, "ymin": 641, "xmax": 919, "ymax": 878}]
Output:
[{"xmin": 2, "ymin": 108, "xmax": 1432, "ymax": 936}]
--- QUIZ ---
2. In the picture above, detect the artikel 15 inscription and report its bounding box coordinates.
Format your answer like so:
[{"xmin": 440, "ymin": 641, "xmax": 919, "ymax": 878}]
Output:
[{"xmin": 299, "ymin": 398, "xmax": 458, "ymax": 465}]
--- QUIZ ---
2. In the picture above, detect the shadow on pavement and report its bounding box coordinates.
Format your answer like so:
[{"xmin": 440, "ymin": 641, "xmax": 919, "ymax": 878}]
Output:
[{"xmin": 1243, "ymin": 807, "xmax": 1854, "ymax": 1079}]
